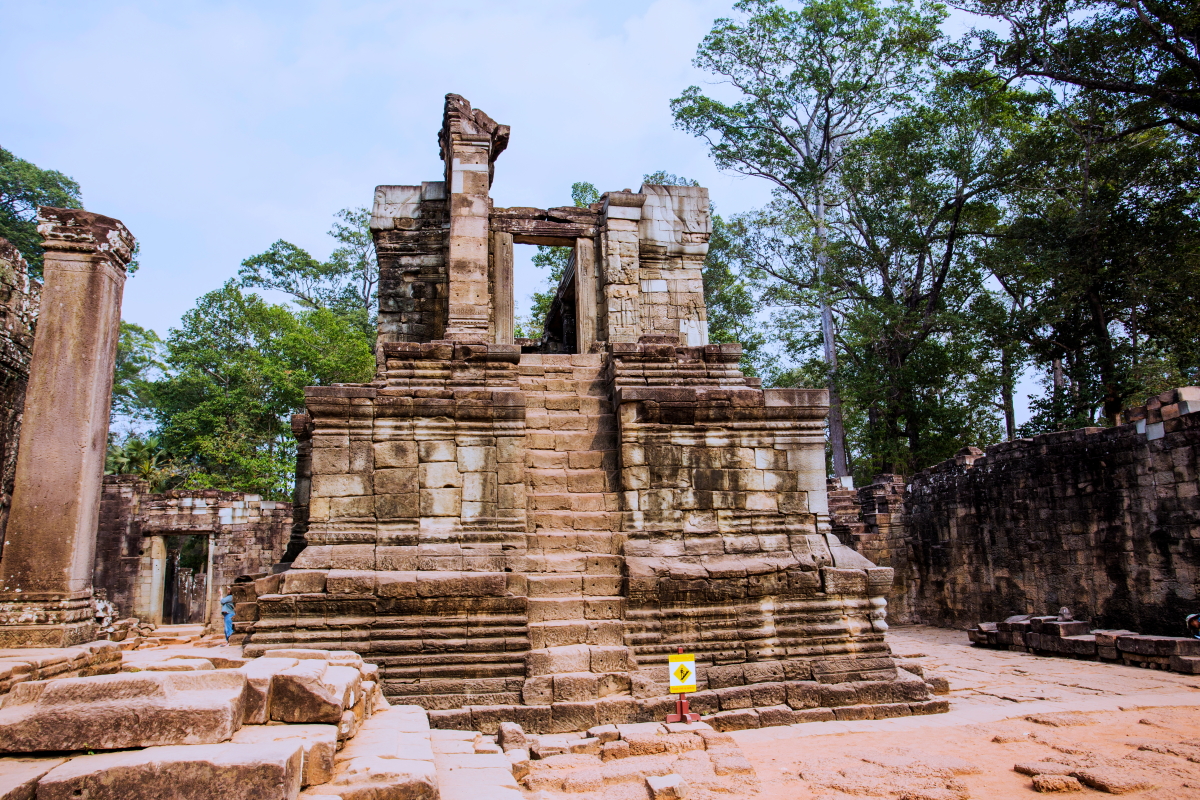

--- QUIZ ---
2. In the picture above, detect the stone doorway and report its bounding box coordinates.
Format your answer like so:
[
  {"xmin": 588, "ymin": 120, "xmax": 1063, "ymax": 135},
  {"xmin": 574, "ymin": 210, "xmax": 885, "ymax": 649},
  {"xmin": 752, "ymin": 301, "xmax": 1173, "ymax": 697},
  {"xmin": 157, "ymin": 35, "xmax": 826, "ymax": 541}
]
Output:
[
  {"xmin": 139, "ymin": 532, "xmax": 213, "ymax": 626},
  {"xmin": 161, "ymin": 534, "xmax": 209, "ymax": 625}
]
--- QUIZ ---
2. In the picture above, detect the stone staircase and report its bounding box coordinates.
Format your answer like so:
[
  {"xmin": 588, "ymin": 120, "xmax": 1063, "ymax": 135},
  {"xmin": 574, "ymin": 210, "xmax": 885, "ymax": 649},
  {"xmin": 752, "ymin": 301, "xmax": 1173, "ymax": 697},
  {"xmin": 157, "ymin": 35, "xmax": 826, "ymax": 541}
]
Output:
[{"xmin": 517, "ymin": 353, "xmax": 635, "ymax": 706}]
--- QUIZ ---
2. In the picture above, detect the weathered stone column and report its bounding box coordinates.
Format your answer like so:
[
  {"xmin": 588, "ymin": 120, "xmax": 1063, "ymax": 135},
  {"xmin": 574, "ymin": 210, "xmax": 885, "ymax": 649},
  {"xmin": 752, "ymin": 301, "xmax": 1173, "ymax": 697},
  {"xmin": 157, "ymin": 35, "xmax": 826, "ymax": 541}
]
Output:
[
  {"xmin": 439, "ymin": 94, "xmax": 509, "ymax": 342},
  {"xmin": 574, "ymin": 237, "xmax": 597, "ymax": 351},
  {"xmin": 0, "ymin": 207, "xmax": 134, "ymax": 647},
  {"xmin": 491, "ymin": 231, "xmax": 514, "ymax": 344}
]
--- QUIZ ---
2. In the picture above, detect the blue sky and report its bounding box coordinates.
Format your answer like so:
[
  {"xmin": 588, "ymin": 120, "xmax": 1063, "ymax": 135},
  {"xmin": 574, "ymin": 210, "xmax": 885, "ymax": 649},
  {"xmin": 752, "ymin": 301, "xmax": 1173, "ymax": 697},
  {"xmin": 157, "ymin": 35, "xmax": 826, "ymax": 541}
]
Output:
[{"xmin": 1, "ymin": 1, "xmax": 1030, "ymax": 418}]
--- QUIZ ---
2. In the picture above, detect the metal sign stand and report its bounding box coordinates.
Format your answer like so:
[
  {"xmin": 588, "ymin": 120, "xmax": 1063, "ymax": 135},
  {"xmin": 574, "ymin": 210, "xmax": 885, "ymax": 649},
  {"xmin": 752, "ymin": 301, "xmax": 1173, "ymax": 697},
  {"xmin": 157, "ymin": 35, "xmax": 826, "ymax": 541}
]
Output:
[{"xmin": 666, "ymin": 646, "xmax": 701, "ymax": 723}]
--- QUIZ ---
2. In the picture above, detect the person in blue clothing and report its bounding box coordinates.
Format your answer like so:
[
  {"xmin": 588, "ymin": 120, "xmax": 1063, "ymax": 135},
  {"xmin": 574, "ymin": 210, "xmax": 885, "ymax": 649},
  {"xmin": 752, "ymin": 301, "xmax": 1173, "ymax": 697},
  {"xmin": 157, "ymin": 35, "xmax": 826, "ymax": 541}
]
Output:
[
  {"xmin": 220, "ymin": 590, "xmax": 235, "ymax": 641},
  {"xmin": 1187, "ymin": 613, "xmax": 1200, "ymax": 640}
]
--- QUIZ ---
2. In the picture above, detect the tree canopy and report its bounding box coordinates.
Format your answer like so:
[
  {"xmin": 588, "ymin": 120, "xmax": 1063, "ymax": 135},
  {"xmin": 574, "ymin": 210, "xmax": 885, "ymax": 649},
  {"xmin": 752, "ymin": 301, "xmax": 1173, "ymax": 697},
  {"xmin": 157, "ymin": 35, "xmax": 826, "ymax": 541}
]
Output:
[{"xmin": 0, "ymin": 146, "xmax": 83, "ymax": 277}]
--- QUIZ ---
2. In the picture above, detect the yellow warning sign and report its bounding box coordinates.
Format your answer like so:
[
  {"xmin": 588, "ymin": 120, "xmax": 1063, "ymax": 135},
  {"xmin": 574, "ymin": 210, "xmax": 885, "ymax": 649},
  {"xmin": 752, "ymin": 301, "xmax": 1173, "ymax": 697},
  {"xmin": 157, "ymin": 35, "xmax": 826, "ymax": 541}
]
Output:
[{"xmin": 668, "ymin": 652, "xmax": 696, "ymax": 693}]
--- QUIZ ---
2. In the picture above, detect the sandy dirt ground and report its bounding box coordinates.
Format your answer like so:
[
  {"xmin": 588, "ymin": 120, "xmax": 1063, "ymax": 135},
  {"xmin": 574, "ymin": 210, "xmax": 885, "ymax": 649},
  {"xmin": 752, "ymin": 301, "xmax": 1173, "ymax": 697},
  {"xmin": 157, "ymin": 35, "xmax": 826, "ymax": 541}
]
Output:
[{"xmin": 736, "ymin": 626, "xmax": 1200, "ymax": 798}]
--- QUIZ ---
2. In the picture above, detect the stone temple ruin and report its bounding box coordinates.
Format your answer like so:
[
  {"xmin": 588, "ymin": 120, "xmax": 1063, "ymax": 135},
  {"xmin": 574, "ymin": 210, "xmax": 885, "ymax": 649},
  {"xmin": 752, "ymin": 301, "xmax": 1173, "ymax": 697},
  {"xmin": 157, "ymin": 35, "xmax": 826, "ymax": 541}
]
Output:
[
  {"xmin": 232, "ymin": 95, "xmax": 938, "ymax": 732},
  {"xmin": 5, "ymin": 93, "xmax": 1200, "ymax": 799}
]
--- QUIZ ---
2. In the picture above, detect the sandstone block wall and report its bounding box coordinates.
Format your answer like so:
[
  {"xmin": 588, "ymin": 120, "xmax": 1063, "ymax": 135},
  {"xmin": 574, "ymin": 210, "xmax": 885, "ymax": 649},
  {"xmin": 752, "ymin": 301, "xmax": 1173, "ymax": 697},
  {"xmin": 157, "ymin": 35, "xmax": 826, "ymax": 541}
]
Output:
[
  {"xmin": 94, "ymin": 476, "xmax": 291, "ymax": 625},
  {"xmin": 838, "ymin": 389, "xmax": 1200, "ymax": 635},
  {"xmin": 0, "ymin": 238, "xmax": 38, "ymax": 562}
]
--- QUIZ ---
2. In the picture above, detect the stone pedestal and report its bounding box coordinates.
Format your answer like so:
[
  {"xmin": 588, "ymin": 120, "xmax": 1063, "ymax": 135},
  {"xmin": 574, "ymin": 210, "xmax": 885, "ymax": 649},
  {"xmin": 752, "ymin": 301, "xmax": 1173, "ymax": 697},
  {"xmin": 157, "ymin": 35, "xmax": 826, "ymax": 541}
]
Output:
[{"xmin": 0, "ymin": 208, "xmax": 134, "ymax": 647}]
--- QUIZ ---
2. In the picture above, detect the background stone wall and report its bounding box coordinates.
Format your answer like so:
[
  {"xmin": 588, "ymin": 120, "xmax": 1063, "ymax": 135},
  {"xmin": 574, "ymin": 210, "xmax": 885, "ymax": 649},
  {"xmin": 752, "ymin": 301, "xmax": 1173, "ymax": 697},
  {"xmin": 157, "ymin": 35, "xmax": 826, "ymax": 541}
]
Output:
[
  {"xmin": 838, "ymin": 389, "xmax": 1200, "ymax": 635},
  {"xmin": 93, "ymin": 475, "xmax": 291, "ymax": 625},
  {"xmin": 0, "ymin": 238, "xmax": 38, "ymax": 562}
]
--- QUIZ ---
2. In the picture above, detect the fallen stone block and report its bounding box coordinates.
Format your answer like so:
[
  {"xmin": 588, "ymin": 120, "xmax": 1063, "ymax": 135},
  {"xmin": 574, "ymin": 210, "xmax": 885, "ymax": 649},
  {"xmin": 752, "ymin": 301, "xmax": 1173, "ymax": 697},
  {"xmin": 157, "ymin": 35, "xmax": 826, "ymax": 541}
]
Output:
[
  {"xmin": 1116, "ymin": 635, "xmax": 1200, "ymax": 657},
  {"xmin": 231, "ymin": 724, "xmax": 337, "ymax": 786},
  {"xmin": 270, "ymin": 660, "xmax": 351, "ymax": 724},
  {"xmin": 336, "ymin": 708, "xmax": 434, "ymax": 762},
  {"xmin": 505, "ymin": 748, "xmax": 530, "ymax": 780},
  {"xmin": 1038, "ymin": 620, "xmax": 1091, "ymax": 638},
  {"xmin": 0, "ymin": 757, "xmax": 67, "ymax": 800},
  {"xmin": 497, "ymin": 721, "xmax": 527, "ymax": 752},
  {"xmin": 34, "ymin": 741, "xmax": 303, "ymax": 800},
  {"xmin": 570, "ymin": 736, "xmax": 602, "ymax": 755},
  {"xmin": 324, "ymin": 757, "xmax": 438, "ymax": 800},
  {"xmin": 1170, "ymin": 655, "xmax": 1200, "ymax": 674},
  {"xmin": 646, "ymin": 773, "xmax": 688, "ymax": 799},
  {"xmin": 710, "ymin": 751, "xmax": 754, "ymax": 775},
  {"xmin": 1015, "ymin": 761, "xmax": 1076, "ymax": 776},
  {"xmin": 704, "ymin": 709, "xmax": 760, "ymax": 732},
  {"xmin": 0, "ymin": 671, "xmax": 248, "ymax": 753},
  {"xmin": 238, "ymin": 658, "xmax": 299, "ymax": 724},
  {"xmin": 1071, "ymin": 767, "xmax": 1158, "ymax": 794},
  {"xmin": 1032, "ymin": 774, "xmax": 1083, "ymax": 792},
  {"xmin": 124, "ymin": 658, "xmax": 214, "ymax": 672},
  {"xmin": 601, "ymin": 740, "xmax": 630, "ymax": 761}
]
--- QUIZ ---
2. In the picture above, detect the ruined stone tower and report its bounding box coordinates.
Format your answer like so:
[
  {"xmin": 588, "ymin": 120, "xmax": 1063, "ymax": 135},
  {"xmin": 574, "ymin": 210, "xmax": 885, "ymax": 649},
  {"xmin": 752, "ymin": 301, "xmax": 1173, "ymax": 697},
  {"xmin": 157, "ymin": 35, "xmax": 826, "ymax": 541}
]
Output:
[{"xmin": 240, "ymin": 95, "xmax": 934, "ymax": 732}]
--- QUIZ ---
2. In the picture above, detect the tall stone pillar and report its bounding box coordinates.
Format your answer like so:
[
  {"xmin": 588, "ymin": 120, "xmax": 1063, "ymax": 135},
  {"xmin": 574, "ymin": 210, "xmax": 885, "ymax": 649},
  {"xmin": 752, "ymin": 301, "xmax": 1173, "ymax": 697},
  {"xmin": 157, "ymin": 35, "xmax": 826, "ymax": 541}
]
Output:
[
  {"xmin": 439, "ymin": 94, "xmax": 509, "ymax": 342},
  {"xmin": 0, "ymin": 207, "xmax": 134, "ymax": 647},
  {"xmin": 574, "ymin": 237, "xmax": 597, "ymax": 351},
  {"xmin": 491, "ymin": 231, "xmax": 514, "ymax": 344}
]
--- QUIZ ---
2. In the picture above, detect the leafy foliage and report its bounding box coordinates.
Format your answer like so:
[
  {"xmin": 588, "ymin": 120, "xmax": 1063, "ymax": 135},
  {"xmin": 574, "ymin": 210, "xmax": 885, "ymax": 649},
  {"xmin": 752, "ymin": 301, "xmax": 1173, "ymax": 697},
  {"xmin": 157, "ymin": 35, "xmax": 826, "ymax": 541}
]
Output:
[
  {"xmin": 0, "ymin": 146, "xmax": 83, "ymax": 277},
  {"xmin": 238, "ymin": 207, "xmax": 378, "ymax": 337},
  {"xmin": 111, "ymin": 321, "xmax": 165, "ymax": 426},
  {"xmin": 954, "ymin": 0, "xmax": 1200, "ymax": 137},
  {"xmin": 147, "ymin": 282, "xmax": 374, "ymax": 498}
]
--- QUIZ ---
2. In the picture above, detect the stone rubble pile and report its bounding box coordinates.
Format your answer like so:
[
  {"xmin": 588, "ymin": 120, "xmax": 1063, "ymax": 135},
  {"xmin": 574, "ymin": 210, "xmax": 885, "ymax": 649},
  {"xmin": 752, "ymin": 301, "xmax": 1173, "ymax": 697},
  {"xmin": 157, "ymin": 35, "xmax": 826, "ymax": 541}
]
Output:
[
  {"xmin": 0, "ymin": 647, "xmax": 461, "ymax": 800},
  {"xmin": 498, "ymin": 718, "xmax": 760, "ymax": 797},
  {"xmin": 969, "ymin": 614, "xmax": 1200, "ymax": 673}
]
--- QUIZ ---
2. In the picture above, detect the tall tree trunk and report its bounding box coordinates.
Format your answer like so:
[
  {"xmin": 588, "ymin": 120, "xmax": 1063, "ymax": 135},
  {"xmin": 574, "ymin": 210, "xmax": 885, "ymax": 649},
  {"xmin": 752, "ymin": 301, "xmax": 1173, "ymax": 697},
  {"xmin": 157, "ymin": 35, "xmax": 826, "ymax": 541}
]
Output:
[
  {"xmin": 1001, "ymin": 346, "xmax": 1015, "ymax": 440},
  {"xmin": 816, "ymin": 188, "xmax": 849, "ymax": 479}
]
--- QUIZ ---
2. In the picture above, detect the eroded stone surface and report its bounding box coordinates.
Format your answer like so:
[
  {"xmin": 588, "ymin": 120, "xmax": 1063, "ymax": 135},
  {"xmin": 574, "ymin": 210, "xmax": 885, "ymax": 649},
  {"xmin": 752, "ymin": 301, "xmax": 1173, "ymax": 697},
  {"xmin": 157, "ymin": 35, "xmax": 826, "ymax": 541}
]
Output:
[
  {"xmin": 0, "ymin": 671, "xmax": 247, "ymax": 752},
  {"xmin": 35, "ymin": 742, "xmax": 303, "ymax": 800}
]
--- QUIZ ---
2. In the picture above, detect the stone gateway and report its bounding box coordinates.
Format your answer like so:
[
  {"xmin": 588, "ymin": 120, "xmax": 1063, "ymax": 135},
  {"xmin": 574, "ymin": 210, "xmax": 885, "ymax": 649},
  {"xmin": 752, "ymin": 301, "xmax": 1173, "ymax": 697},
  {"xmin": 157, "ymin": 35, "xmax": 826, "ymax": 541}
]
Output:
[{"xmin": 238, "ymin": 95, "xmax": 934, "ymax": 732}]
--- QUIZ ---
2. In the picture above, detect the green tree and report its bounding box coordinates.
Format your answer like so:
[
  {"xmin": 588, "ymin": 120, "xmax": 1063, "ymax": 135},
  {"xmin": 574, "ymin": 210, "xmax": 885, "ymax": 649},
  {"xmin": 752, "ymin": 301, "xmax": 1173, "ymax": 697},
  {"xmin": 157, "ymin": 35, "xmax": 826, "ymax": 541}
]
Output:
[
  {"xmin": 672, "ymin": 0, "xmax": 946, "ymax": 478},
  {"xmin": 0, "ymin": 146, "xmax": 83, "ymax": 277},
  {"xmin": 239, "ymin": 207, "xmax": 378, "ymax": 337},
  {"xmin": 111, "ymin": 321, "xmax": 165, "ymax": 426},
  {"xmin": 149, "ymin": 282, "xmax": 374, "ymax": 497},
  {"xmin": 984, "ymin": 99, "xmax": 1200, "ymax": 429},
  {"xmin": 520, "ymin": 182, "xmax": 599, "ymax": 339},
  {"xmin": 727, "ymin": 74, "xmax": 1043, "ymax": 474},
  {"xmin": 956, "ymin": 0, "xmax": 1200, "ymax": 138}
]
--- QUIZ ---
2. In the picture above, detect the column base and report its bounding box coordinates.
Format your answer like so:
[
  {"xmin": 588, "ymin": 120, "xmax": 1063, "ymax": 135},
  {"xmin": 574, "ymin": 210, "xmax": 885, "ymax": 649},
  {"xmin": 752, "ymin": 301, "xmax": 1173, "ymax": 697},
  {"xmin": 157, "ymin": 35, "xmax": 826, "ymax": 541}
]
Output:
[
  {"xmin": 0, "ymin": 621, "xmax": 97, "ymax": 648},
  {"xmin": 0, "ymin": 597, "xmax": 97, "ymax": 648}
]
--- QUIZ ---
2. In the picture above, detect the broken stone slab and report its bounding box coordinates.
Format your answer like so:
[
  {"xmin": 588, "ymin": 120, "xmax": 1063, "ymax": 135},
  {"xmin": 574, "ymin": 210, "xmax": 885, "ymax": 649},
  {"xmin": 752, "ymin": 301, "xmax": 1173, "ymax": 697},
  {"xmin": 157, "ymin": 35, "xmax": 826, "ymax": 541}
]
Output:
[
  {"xmin": 123, "ymin": 658, "xmax": 214, "ymax": 671},
  {"xmin": 34, "ymin": 741, "xmax": 303, "ymax": 800},
  {"xmin": 231, "ymin": 724, "xmax": 337, "ymax": 786},
  {"xmin": 327, "ymin": 756, "xmax": 438, "ymax": 800},
  {"xmin": 646, "ymin": 773, "xmax": 688, "ymax": 799},
  {"xmin": 0, "ymin": 757, "xmax": 67, "ymax": 800},
  {"xmin": 1015, "ymin": 761, "xmax": 1076, "ymax": 776},
  {"xmin": 1031, "ymin": 774, "xmax": 1083, "ymax": 792},
  {"xmin": 270, "ymin": 660, "xmax": 360, "ymax": 724},
  {"xmin": 336, "ymin": 707, "xmax": 435, "ymax": 763},
  {"xmin": 0, "ymin": 671, "xmax": 248, "ymax": 753},
  {"xmin": 238, "ymin": 658, "xmax": 300, "ymax": 724},
  {"xmin": 1070, "ymin": 767, "xmax": 1158, "ymax": 794}
]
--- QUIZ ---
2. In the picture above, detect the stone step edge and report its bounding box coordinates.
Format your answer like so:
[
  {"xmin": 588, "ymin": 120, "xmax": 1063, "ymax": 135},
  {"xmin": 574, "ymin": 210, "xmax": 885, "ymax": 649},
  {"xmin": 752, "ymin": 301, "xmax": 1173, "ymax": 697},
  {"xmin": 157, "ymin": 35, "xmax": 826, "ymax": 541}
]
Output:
[{"xmin": 425, "ymin": 698, "xmax": 948, "ymax": 735}]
